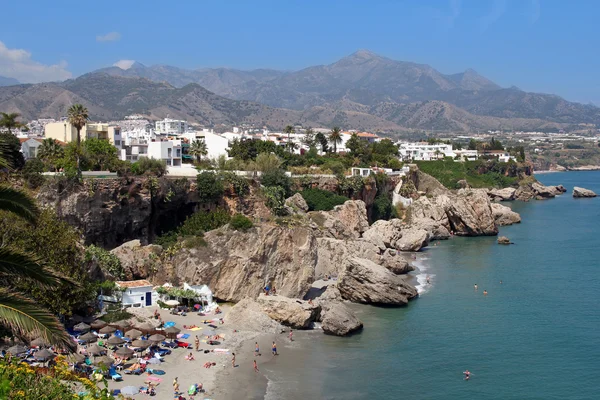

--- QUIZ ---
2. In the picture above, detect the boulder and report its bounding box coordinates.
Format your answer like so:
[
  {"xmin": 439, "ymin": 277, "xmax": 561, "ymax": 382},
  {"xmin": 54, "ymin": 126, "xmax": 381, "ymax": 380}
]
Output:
[
  {"xmin": 337, "ymin": 257, "xmax": 418, "ymax": 306},
  {"xmin": 554, "ymin": 185, "xmax": 567, "ymax": 193},
  {"xmin": 226, "ymin": 298, "xmax": 284, "ymax": 334},
  {"xmin": 320, "ymin": 301, "xmax": 363, "ymax": 336},
  {"xmin": 361, "ymin": 219, "xmax": 403, "ymax": 249},
  {"xmin": 573, "ymin": 187, "xmax": 597, "ymax": 198},
  {"xmin": 491, "ymin": 203, "xmax": 522, "ymax": 226},
  {"xmin": 285, "ymin": 193, "xmax": 309, "ymax": 214},
  {"xmin": 497, "ymin": 236, "xmax": 511, "ymax": 245},
  {"xmin": 309, "ymin": 200, "xmax": 369, "ymax": 239},
  {"xmin": 257, "ymin": 294, "xmax": 320, "ymax": 329},
  {"xmin": 381, "ymin": 249, "xmax": 414, "ymax": 274},
  {"xmin": 409, "ymin": 218, "xmax": 451, "ymax": 240},
  {"xmin": 110, "ymin": 240, "xmax": 163, "ymax": 280},
  {"xmin": 457, "ymin": 179, "xmax": 470, "ymax": 189},
  {"xmin": 531, "ymin": 182, "xmax": 556, "ymax": 199},
  {"xmin": 488, "ymin": 187, "xmax": 516, "ymax": 201},
  {"xmin": 395, "ymin": 227, "xmax": 430, "ymax": 252}
]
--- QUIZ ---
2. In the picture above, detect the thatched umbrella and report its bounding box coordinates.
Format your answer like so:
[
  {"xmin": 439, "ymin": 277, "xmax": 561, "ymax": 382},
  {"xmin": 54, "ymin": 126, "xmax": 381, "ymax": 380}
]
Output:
[
  {"xmin": 7, "ymin": 345, "xmax": 28, "ymax": 355},
  {"xmin": 114, "ymin": 347, "xmax": 134, "ymax": 359},
  {"xmin": 136, "ymin": 322, "xmax": 155, "ymax": 334},
  {"xmin": 90, "ymin": 319, "xmax": 107, "ymax": 330},
  {"xmin": 34, "ymin": 348, "xmax": 55, "ymax": 361},
  {"xmin": 93, "ymin": 355, "xmax": 114, "ymax": 367},
  {"xmin": 98, "ymin": 325, "xmax": 116, "ymax": 335},
  {"xmin": 79, "ymin": 332, "xmax": 97, "ymax": 343},
  {"xmin": 148, "ymin": 334, "xmax": 166, "ymax": 344},
  {"xmin": 30, "ymin": 338, "xmax": 48, "ymax": 348},
  {"xmin": 164, "ymin": 326, "xmax": 181, "ymax": 339},
  {"xmin": 74, "ymin": 322, "xmax": 91, "ymax": 332},
  {"xmin": 124, "ymin": 329, "xmax": 142, "ymax": 339},
  {"xmin": 66, "ymin": 353, "xmax": 86, "ymax": 364},
  {"xmin": 111, "ymin": 320, "xmax": 130, "ymax": 331},
  {"xmin": 106, "ymin": 336, "xmax": 125, "ymax": 346},
  {"xmin": 131, "ymin": 339, "xmax": 150, "ymax": 349},
  {"xmin": 87, "ymin": 344, "xmax": 106, "ymax": 356}
]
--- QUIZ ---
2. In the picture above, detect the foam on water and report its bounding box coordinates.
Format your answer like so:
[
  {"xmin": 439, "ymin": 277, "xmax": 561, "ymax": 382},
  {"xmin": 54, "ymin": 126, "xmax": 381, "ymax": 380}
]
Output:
[{"xmin": 413, "ymin": 254, "xmax": 434, "ymax": 294}]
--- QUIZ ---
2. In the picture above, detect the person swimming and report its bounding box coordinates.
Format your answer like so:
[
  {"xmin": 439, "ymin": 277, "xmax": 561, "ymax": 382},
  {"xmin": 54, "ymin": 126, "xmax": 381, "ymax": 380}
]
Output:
[
  {"xmin": 426, "ymin": 275, "xmax": 430, "ymax": 284},
  {"xmin": 463, "ymin": 370, "xmax": 471, "ymax": 380},
  {"xmin": 474, "ymin": 284, "xmax": 478, "ymax": 291},
  {"xmin": 483, "ymin": 290, "xmax": 488, "ymax": 296}
]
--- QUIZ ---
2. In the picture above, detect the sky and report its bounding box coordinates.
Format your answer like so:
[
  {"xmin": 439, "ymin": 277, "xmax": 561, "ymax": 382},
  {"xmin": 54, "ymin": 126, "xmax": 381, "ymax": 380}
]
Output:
[{"xmin": 0, "ymin": 0, "xmax": 598, "ymax": 104}]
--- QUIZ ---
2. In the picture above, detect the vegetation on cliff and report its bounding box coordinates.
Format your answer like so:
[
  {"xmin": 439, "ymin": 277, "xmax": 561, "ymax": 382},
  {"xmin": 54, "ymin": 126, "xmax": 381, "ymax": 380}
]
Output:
[{"xmin": 300, "ymin": 188, "xmax": 349, "ymax": 211}]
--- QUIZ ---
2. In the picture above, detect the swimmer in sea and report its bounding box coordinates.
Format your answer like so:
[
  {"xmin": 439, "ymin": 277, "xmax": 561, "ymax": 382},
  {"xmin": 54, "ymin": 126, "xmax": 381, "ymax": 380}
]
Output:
[
  {"xmin": 483, "ymin": 290, "xmax": 488, "ymax": 296},
  {"xmin": 426, "ymin": 275, "xmax": 430, "ymax": 284},
  {"xmin": 474, "ymin": 284, "xmax": 478, "ymax": 291},
  {"xmin": 463, "ymin": 370, "xmax": 471, "ymax": 380},
  {"xmin": 500, "ymin": 280, "xmax": 503, "ymax": 284}
]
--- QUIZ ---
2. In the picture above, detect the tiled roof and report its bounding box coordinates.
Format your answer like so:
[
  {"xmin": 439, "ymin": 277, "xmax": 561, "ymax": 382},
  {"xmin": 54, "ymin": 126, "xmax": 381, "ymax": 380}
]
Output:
[{"xmin": 115, "ymin": 280, "xmax": 153, "ymax": 288}]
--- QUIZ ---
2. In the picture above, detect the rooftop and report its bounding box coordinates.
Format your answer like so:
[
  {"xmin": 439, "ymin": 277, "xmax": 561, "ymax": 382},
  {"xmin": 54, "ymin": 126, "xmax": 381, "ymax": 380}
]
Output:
[{"xmin": 115, "ymin": 279, "xmax": 153, "ymax": 288}]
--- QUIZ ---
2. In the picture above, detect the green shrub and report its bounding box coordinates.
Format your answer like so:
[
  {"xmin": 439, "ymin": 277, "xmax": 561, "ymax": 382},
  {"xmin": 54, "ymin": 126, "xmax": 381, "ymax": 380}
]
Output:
[
  {"xmin": 220, "ymin": 172, "xmax": 250, "ymax": 197},
  {"xmin": 261, "ymin": 169, "xmax": 292, "ymax": 197},
  {"xmin": 22, "ymin": 158, "xmax": 45, "ymax": 188},
  {"xmin": 131, "ymin": 157, "xmax": 167, "ymax": 177},
  {"xmin": 230, "ymin": 214, "xmax": 253, "ymax": 231},
  {"xmin": 263, "ymin": 186, "xmax": 287, "ymax": 216},
  {"xmin": 300, "ymin": 188, "xmax": 349, "ymax": 211},
  {"xmin": 155, "ymin": 209, "xmax": 231, "ymax": 247},
  {"xmin": 182, "ymin": 236, "xmax": 207, "ymax": 248},
  {"xmin": 85, "ymin": 244, "xmax": 124, "ymax": 279},
  {"xmin": 372, "ymin": 193, "xmax": 396, "ymax": 222},
  {"xmin": 197, "ymin": 171, "xmax": 224, "ymax": 203}
]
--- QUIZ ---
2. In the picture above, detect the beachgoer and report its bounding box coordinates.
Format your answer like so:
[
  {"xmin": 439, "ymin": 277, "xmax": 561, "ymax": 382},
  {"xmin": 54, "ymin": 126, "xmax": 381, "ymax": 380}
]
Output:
[
  {"xmin": 272, "ymin": 287, "xmax": 277, "ymax": 295},
  {"xmin": 474, "ymin": 284, "xmax": 478, "ymax": 291},
  {"xmin": 215, "ymin": 307, "xmax": 221, "ymax": 314},
  {"xmin": 272, "ymin": 341, "xmax": 278, "ymax": 356},
  {"xmin": 253, "ymin": 359, "xmax": 259, "ymax": 373},
  {"xmin": 289, "ymin": 330, "xmax": 293, "ymax": 342},
  {"xmin": 463, "ymin": 370, "xmax": 471, "ymax": 380},
  {"xmin": 308, "ymin": 298, "xmax": 313, "ymax": 305},
  {"xmin": 232, "ymin": 352, "xmax": 236, "ymax": 368},
  {"xmin": 194, "ymin": 335, "xmax": 199, "ymax": 351},
  {"xmin": 426, "ymin": 275, "xmax": 430, "ymax": 284},
  {"xmin": 483, "ymin": 290, "xmax": 488, "ymax": 296},
  {"xmin": 254, "ymin": 342, "xmax": 260, "ymax": 356},
  {"xmin": 186, "ymin": 352, "xmax": 195, "ymax": 361},
  {"xmin": 173, "ymin": 377, "xmax": 180, "ymax": 394},
  {"xmin": 500, "ymin": 280, "xmax": 503, "ymax": 284}
]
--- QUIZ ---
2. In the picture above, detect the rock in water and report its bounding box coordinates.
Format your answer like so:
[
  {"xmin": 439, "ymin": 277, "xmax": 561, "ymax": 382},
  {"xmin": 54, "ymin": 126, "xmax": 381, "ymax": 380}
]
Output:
[
  {"xmin": 488, "ymin": 187, "xmax": 517, "ymax": 201},
  {"xmin": 320, "ymin": 302, "xmax": 363, "ymax": 336},
  {"xmin": 338, "ymin": 257, "xmax": 418, "ymax": 306},
  {"xmin": 257, "ymin": 294, "xmax": 320, "ymax": 329},
  {"xmin": 497, "ymin": 236, "xmax": 511, "ymax": 245},
  {"xmin": 573, "ymin": 187, "xmax": 597, "ymax": 198},
  {"xmin": 226, "ymin": 298, "xmax": 284, "ymax": 333},
  {"xmin": 491, "ymin": 203, "xmax": 522, "ymax": 226}
]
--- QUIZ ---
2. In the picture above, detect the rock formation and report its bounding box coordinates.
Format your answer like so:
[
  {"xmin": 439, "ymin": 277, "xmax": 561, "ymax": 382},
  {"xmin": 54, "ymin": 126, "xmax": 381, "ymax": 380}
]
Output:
[
  {"xmin": 320, "ymin": 301, "xmax": 363, "ymax": 336},
  {"xmin": 110, "ymin": 240, "xmax": 163, "ymax": 280},
  {"xmin": 394, "ymin": 227, "xmax": 430, "ymax": 251},
  {"xmin": 284, "ymin": 193, "xmax": 309, "ymax": 214},
  {"xmin": 337, "ymin": 257, "xmax": 418, "ymax": 306},
  {"xmin": 515, "ymin": 181, "xmax": 565, "ymax": 201},
  {"xmin": 497, "ymin": 236, "xmax": 511, "ymax": 245},
  {"xmin": 256, "ymin": 294, "xmax": 320, "ymax": 329},
  {"xmin": 309, "ymin": 200, "xmax": 369, "ymax": 239},
  {"xmin": 573, "ymin": 187, "xmax": 597, "ymax": 198},
  {"xmin": 491, "ymin": 203, "xmax": 521, "ymax": 226},
  {"xmin": 226, "ymin": 298, "xmax": 285, "ymax": 334},
  {"xmin": 488, "ymin": 187, "xmax": 516, "ymax": 201}
]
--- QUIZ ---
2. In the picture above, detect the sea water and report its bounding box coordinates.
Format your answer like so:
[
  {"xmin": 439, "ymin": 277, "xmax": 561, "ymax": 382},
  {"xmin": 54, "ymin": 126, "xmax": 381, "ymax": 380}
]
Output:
[{"xmin": 261, "ymin": 171, "xmax": 600, "ymax": 400}]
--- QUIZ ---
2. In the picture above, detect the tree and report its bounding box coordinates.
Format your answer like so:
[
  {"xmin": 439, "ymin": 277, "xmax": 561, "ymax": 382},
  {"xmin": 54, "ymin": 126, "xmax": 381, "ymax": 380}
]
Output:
[
  {"xmin": 345, "ymin": 133, "xmax": 363, "ymax": 155},
  {"xmin": 0, "ymin": 132, "xmax": 24, "ymax": 169},
  {"xmin": 189, "ymin": 140, "xmax": 208, "ymax": 163},
  {"xmin": 329, "ymin": 127, "xmax": 342, "ymax": 153},
  {"xmin": 67, "ymin": 104, "xmax": 89, "ymax": 175},
  {"xmin": 82, "ymin": 138, "xmax": 118, "ymax": 171},
  {"xmin": 315, "ymin": 132, "xmax": 329, "ymax": 153},
  {"xmin": 260, "ymin": 169, "xmax": 292, "ymax": 197},
  {"xmin": 38, "ymin": 138, "xmax": 64, "ymax": 171},
  {"xmin": 302, "ymin": 128, "xmax": 315, "ymax": 148},
  {"xmin": 0, "ymin": 112, "xmax": 23, "ymax": 134},
  {"xmin": 255, "ymin": 152, "xmax": 282, "ymax": 173},
  {"xmin": 130, "ymin": 157, "xmax": 167, "ymax": 177},
  {"xmin": 283, "ymin": 125, "xmax": 295, "ymax": 153},
  {"xmin": 468, "ymin": 139, "xmax": 478, "ymax": 151},
  {"xmin": 196, "ymin": 172, "xmax": 224, "ymax": 203}
]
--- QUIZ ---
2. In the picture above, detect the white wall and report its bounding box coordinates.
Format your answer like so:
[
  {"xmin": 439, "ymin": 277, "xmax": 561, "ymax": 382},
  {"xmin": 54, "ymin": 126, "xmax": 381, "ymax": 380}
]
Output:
[{"xmin": 121, "ymin": 286, "xmax": 156, "ymax": 308}]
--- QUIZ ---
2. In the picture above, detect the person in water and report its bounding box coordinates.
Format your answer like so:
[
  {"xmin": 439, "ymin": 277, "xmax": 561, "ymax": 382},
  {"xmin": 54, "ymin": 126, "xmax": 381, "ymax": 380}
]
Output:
[
  {"xmin": 474, "ymin": 284, "xmax": 478, "ymax": 291},
  {"xmin": 253, "ymin": 360, "xmax": 259, "ymax": 373},
  {"xmin": 463, "ymin": 370, "xmax": 471, "ymax": 380},
  {"xmin": 483, "ymin": 290, "xmax": 488, "ymax": 296},
  {"xmin": 500, "ymin": 280, "xmax": 503, "ymax": 284},
  {"xmin": 272, "ymin": 341, "xmax": 278, "ymax": 356},
  {"xmin": 289, "ymin": 330, "xmax": 293, "ymax": 342},
  {"xmin": 426, "ymin": 275, "xmax": 431, "ymax": 284},
  {"xmin": 254, "ymin": 342, "xmax": 260, "ymax": 356}
]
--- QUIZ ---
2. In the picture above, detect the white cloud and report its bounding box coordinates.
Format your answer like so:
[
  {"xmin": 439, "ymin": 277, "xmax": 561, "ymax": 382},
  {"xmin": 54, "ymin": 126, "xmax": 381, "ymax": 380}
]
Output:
[
  {"xmin": 96, "ymin": 32, "xmax": 121, "ymax": 42},
  {"xmin": 0, "ymin": 40, "xmax": 72, "ymax": 83},
  {"xmin": 113, "ymin": 60, "xmax": 136, "ymax": 70}
]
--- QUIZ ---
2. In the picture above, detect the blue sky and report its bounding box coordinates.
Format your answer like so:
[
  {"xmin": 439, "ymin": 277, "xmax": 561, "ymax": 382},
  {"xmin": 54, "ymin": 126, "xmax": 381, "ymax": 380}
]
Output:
[{"xmin": 1, "ymin": 0, "xmax": 598, "ymax": 104}]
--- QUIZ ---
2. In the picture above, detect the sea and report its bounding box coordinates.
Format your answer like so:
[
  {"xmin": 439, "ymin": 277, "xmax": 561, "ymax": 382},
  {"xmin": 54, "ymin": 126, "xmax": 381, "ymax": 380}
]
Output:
[{"xmin": 258, "ymin": 171, "xmax": 600, "ymax": 400}]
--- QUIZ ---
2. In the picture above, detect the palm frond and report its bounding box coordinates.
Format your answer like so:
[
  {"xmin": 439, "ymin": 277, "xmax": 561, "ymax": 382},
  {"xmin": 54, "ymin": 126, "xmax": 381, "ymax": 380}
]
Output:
[
  {"xmin": 0, "ymin": 186, "xmax": 39, "ymax": 223},
  {"xmin": 0, "ymin": 289, "xmax": 75, "ymax": 351},
  {"xmin": 0, "ymin": 247, "xmax": 62, "ymax": 287}
]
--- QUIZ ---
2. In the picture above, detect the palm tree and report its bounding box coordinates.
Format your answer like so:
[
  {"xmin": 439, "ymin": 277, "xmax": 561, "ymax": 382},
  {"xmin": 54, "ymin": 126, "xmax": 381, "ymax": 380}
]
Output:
[
  {"xmin": 0, "ymin": 141, "xmax": 73, "ymax": 349},
  {"xmin": 67, "ymin": 104, "xmax": 89, "ymax": 174},
  {"xmin": 283, "ymin": 125, "xmax": 295, "ymax": 153},
  {"xmin": 329, "ymin": 127, "xmax": 342, "ymax": 153},
  {"xmin": 38, "ymin": 138, "xmax": 64, "ymax": 171},
  {"xmin": 0, "ymin": 112, "xmax": 23, "ymax": 134},
  {"xmin": 188, "ymin": 140, "xmax": 208, "ymax": 163}
]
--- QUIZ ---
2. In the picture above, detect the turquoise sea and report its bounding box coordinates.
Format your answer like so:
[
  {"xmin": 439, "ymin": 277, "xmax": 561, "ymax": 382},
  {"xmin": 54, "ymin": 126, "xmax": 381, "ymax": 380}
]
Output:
[{"xmin": 261, "ymin": 171, "xmax": 600, "ymax": 400}]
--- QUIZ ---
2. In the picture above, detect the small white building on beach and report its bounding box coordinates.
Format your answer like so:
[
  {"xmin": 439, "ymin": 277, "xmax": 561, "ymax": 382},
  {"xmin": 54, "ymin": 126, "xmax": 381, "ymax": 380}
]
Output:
[{"xmin": 115, "ymin": 280, "xmax": 158, "ymax": 308}]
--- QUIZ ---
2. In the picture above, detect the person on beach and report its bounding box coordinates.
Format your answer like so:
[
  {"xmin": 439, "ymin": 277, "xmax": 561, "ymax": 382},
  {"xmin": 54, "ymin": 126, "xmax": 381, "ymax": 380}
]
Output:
[
  {"xmin": 426, "ymin": 275, "xmax": 430, "ymax": 284},
  {"xmin": 289, "ymin": 329, "xmax": 293, "ymax": 341},
  {"xmin": 194, "ymin": 335, "xmax": 199, "ymax": 351},
  {"xmin": 272, "ymin": 341, "xmax": 278, "ymax": 356},
  {"xmin": 254, "ymin": 342, "xmax": 260, "ymax": 356},
  {"xmin": 253, "ymin": 359, "xmax": 259, "ymax": 373},
  {"xmin": 232, "ymin": 352, "xmax": 236, "ymax": 368},
  {"xmin": 483, "ymin": 290, "xmax": 488, "ymax": 296},
  {"xmin": 173, "ymin": 377, "xmax": 180, "ymax": 394},
  {"xmin": 474, "ymin": 284, "xmax": 478, "ymax": 291},
  {"xmin": 463, "ymin": 370, "xmax": 470, "ymax": 380}
]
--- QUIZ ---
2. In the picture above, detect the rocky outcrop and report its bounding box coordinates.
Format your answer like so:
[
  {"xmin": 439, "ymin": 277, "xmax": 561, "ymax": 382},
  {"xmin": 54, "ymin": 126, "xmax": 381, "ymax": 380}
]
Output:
[
  {"xmin": 172, "ymin": 224, "xmax": 317, "ymax": 302},
  {"xmin": 309, "ymin": 200, "xmax": 369, "ymax": 239},
  {"xmin": 409, "ymin": 168, "xmax": 450, "ymax": 197},
  {"xmin": 284, "ymin": 193, "xmax": 309, "ymax": 214},
  {"xmin": 491, "ymin": 203, "xmax": 521, "ymax": 226},
  {"xmin": 489, "ymin": 187, "xmax": 516, "ymax": 201},
  {"xmin": 516, "ymin": 182, "xmax": 560, "ymax": 200},
  {"xmin": 554, "ymin": 185, "xmax": 567, "ymax": 193},
  {"xmin": 226, "ymin": 298, "xmax": 285, "ymax": 334},
  {"xmin": 320, "ymin": 302, "xmax": 363, "ymax": 336},
  {"xmin": 257, "ymin": 294, "xmax": 320, "ymax": 329},
  {"xmin": 361, "ymin": 219, "xmax": 403, "ymax": 250},
  {"xmin": 110, "ymin": 240, "xmax": 163, "ymax": 280},
  {"xmin": 395, "ymin": 227, "xmax": 430, "ymax": 252},
  {"xmin": 337, "ymin": 257, "xmax": 418, "ymax": 306},
  {"xmin": 573, "ymin": 187, "xmax": 597, "ymax": 198},
  {"xmin": 497, "ymin": 236, "xmax": 511, "ymax": 245}
]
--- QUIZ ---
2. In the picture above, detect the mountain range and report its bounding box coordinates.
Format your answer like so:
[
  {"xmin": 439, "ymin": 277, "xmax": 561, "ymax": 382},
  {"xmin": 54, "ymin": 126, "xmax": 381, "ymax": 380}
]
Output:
[{"xmin": 1, "ymin": 50, "xmax": 599, "ymax": 133}]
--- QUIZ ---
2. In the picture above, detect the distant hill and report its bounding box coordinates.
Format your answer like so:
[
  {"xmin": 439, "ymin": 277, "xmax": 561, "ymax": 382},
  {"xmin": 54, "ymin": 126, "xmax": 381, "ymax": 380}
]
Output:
[{"xmin": 0, "ymin": 76, "xmax": 19, "ymax": 86}]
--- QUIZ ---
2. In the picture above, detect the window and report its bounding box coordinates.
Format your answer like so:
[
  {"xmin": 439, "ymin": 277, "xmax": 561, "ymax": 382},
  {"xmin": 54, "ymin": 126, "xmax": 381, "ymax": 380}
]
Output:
[
  {"xmin": 114, "ymin": 140, "xmax": 121, "ymax": 146},
  {"xmin": 141, "ymin": 296, "xmax": 144, "ymax": 301}
]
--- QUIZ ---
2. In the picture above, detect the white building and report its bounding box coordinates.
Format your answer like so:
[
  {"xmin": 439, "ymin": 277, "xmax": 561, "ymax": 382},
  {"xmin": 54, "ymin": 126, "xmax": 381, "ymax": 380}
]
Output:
[
  {"xmin": 20, "ymin": 138, "xmax": 44, "ymax": 159},
  {"xmin": 155, "ymin": 118, "xmax": 188, "ymax": 135},
  {"xmin": 453, "ymin": 149, "xmax": 479, "ymax": 161},
  {"xmin": 115, "ymin": 280, "xmax": 158, "ymax": 308},
  {"xmin": 398, "ymin": 142, "xmax": 454, "ymax": 161},
  {"xmin": 181, "ymin": 129, "xmax": 230, "ymax": 160}
]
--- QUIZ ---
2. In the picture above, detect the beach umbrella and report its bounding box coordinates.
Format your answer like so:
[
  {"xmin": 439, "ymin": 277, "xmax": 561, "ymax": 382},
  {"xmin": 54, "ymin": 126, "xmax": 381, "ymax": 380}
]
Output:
[
  {"xmin": 165, "ymin": 299, "xmax": 179, "ymax": 307},
  {"xmin": 99, "ymin": 325, "xmax": 116, "ymax": 335},
  {"xmin": 90, "ymin": 319, "xmax": 107, "ymax": 330},
  {"xmin": 74, "ymin": 322, "xmax": 91, "ymax": 332},
  {"xmin": 79, "ymin": 332, "xmax": 97, "ymax": 343},
  {"xmin": 106, "ymin": 336, "xmax": 125, "ymax": 346},
  {"xmin": 93, "ymin": 355, "xmax": 114, "ymax": 367},
  {"xmin": 120, "ymin": 386, "xmax": 139, "ymax": 396},
  {"xmin": 114, "ymin": 347, "xmax": 134, "ymax": 359},
  {"xmin": 148, "ymin": 334, "xmax": 166, "ymax": 343},
  {"xmin": 87, "ymin": 344, "xmax": 106, "ymax": 356},
  {"xmin": 164, "ymin": 326, "xmax": 181, "ymax": 338},
  {"xmin": 124, "ymin": 329, "xmax": 142, "ymax": 339},
  {"xmin": 7, "ymin": 345, "xmax": 28, "ymax": 355},
  {"xmin": 111, "ymin": 320, "xmax": 130, "ymax": 330},
  {"xmin": 66, "ymin": 353, "xmax": 86, "ymax": 364},
  {"xmin": 34, "ymin": 349, "xmax": 55, "ymax": 361},
  {"xmin": 136, "ymin": 322, "xmax": 155, "ymax": 334},
  {"xmin": 30, "ymin": 338, "xmax": 48, "ymax": 348},
  {"xmin": 131, "ymin": 339, "xmax": 150, "ymax": 349}
]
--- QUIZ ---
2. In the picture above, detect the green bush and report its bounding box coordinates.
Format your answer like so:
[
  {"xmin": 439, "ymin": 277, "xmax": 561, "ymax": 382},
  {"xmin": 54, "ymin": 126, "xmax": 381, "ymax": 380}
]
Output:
[
  {"xmin": 261, "ymin": 169, "xmax": 292, "ymax": 197},
  {"xmin": 300, "ymin": 188, "xmax": 349, "ymax": 211},
  {"xmin": 372, "ymin": 193, "xmax": 396, "ymax": 222},
  {"xmin": 155, "ymin": 209, "xmax": 231, "ymax": 247},
  {"xmin": 230, "ymin": 214, "xmax": 254, "ymax": 231},
  {"xmin": 197, "ymin": 171, "xmax": 224, "ymax": 203},
  {"xmin": 85, "ymin": 244, "xmax": 124, "ymax": 279},
  {"xmin": 220, "ymin": 172, "xmax": 250, "ymax": 197},
  {"xmin": 416, "ymin": 159, "xmax": 520, "ymax": 189},
  {"xmin": 182, "ymin": 236, "xmax": 207, "ymax": 249},
  {"xmin": 22, "ymin": 158, "xmax": 45, "ymax": 188},
  {"xmin": 263, "ymin": 186, "xmax": 287, "ymax": 216},
  {"xmin": 131, "ymin": 157, "xmax": 167, "ymax": 177}
]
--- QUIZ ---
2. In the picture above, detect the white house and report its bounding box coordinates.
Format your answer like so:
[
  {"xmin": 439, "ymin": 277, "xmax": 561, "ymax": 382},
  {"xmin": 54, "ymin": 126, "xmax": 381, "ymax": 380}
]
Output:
[
  {"xmin": 20, "ymin": 138, "xmax": 44, "ymax": 160},
  {"xmin": 181, "ymin": 130, "xmax": 230, "ymax": 160},
  {"xmin": 154, "ymin": 118, "xmax": 188, "ymax": 135},
  {"xmin": 148, "ymin": 140, "xmax": 182, "ymax": 167},
  {"xmin": 115, "ymin": 280, "xmax": 158, "ymax": 308},
  {"xmin": 398, "ymin": 142, "xmax": 454, "ymax": 161}
]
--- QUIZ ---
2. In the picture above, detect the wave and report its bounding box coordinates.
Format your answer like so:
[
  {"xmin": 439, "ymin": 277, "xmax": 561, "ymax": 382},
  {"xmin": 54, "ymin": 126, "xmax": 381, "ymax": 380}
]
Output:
[{"xmin": 413, "ymin": 254, "xmax": 434, "ymax": 294}]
